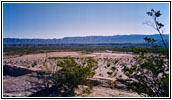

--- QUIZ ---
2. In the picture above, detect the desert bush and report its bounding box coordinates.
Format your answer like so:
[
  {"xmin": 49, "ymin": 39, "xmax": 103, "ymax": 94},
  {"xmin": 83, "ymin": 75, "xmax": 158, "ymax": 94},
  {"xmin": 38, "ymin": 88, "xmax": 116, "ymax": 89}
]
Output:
[
  {"xmin": 31, "ymin": 61, "xmax": 37, "ymax": 67},
  {"xmin": 107, "ymin": 63, "xmax": 111, "ymax": 67},
  {"xmin": 111, "ymin": 66, "xmax": 116, "ymax": 72},
  {"xmin": 116, "ymin": 9, "xmax": 169, "ymax": 97},
  {"xmin": 113, "ymin": 59, "xmax": 119, "ymax": 65},
  {"xmin": 107, "ymin": 72, "xmax": 113, "ymax": 76},
  {"xmin": 119, "ymin": 37, "xmax": 169, "ymax": 97},
  {"xmin": 31, "ymin": 56, "xmax": 98, "ymax": 96}
]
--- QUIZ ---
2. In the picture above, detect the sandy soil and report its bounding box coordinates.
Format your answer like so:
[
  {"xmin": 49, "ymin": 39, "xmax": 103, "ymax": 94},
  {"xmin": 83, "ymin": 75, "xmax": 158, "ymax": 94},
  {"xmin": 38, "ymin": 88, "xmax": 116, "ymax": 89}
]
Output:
[
  {"xmin": 89, "ymin": 86, "xmax": 140, "ymax": 97},
  {"xmin": 3, "ymin": 51, "xmax": 141, "ymax": 97}
]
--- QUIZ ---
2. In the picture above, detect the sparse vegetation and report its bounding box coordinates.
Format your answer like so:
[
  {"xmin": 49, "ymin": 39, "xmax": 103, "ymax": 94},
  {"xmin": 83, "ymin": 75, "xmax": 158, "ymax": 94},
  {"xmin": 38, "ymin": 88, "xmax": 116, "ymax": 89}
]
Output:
[
  {"xmin": 31, "ymin": 61, "xmax": 37, "ymax": 67},
  {"xmin": 31, "ymin": 56, "xmax": 98, "ymax": 96},
  {"xmin": 113, "ymin": 59, "xmax": 119, "ymax": 65},
  {"xmin": 3, "ymin": 46, "xmax": 132, "ymax": 56},
  {"xmin": 3, "ymin": 7, "xmax": 169, "ymax": 97},
  {"xmin": 105, "ymin": 9, "xmax": 169, "ymax": 97},
  {"xmin": 111, "ymin": 66, "xmax": 116, "ymax": 72},
  {"xmin": 48, "ymin": 56, "xmax": 77, "ymax": 60},
  {"xmin": 107, "ymin": 63, "xmax": 111, "ymax": 67},
  {"xmin": 119, "ymin": 33, "xmax": 169, "ymax": 97},
  {"xmin": 107, "ymin": 72, "xmax": 113, "ymax": 76}
]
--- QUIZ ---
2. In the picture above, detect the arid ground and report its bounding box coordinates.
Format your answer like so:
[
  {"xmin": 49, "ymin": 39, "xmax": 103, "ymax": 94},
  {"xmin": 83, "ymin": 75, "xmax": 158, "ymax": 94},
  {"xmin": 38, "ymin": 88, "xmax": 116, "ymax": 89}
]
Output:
[{"xmin": 3, "ymin": 51, "xmax": 142, "ymax": 97}]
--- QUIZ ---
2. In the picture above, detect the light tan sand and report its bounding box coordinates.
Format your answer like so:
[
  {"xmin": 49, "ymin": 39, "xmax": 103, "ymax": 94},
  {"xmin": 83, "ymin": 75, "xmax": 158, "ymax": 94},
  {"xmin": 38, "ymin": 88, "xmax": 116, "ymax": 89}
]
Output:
[{"xmin": 3, "ymin": 51, "xmax": 141, "ymax": 97}]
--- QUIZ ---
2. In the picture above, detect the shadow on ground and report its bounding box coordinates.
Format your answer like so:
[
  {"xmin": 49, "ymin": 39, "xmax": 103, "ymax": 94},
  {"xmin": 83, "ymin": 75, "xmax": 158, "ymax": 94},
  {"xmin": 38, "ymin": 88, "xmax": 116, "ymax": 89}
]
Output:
[
  {"xmin": 28, "ymin": 86, "xmax": 72, "ymax": 97},
  {"xmin": 3, "ymin": 65, "xmax": 33, "ymax": 77},
  {"xmin": 28, "ymin": 78, "xmax": 128, "ymax": 97},
  {"xmin": 3, "ymin": 65, "xmax": 130, "ymax": 97}
]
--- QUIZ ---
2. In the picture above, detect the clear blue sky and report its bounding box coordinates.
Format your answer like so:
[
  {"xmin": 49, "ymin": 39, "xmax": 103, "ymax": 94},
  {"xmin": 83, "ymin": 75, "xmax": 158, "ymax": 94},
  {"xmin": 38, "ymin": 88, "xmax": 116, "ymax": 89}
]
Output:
[{"xmin": 3, "ymin": 3, "xmax": 169, "ymax": 39}]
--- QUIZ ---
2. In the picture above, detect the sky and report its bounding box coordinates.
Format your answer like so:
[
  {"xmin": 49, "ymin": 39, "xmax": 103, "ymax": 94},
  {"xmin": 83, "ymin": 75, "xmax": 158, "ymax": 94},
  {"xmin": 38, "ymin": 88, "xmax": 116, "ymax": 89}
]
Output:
[{"xmin": 3, "ymin": 3, "xmax": 169, "ymax": 39}]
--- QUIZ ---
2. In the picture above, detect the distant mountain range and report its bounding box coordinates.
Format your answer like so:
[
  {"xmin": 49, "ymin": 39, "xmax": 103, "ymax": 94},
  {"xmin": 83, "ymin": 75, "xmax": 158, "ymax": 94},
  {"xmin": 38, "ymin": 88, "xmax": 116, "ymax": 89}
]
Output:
[{"xmin": 3, "ymin": 34, "xmax": 169, "ymax": 46}]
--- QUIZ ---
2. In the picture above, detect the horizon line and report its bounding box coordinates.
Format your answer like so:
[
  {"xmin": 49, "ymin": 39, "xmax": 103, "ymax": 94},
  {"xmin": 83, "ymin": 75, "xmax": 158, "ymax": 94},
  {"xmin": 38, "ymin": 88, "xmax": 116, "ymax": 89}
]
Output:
[{"xmin": 3, "ymin": 33, "xmax": 169, "ymax": 39}]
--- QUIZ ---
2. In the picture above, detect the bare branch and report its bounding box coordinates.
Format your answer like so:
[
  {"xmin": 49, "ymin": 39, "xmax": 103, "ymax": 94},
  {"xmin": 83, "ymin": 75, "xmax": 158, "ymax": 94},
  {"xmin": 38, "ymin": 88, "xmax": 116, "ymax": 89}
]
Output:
[
  {"xmin": 145, "ymin": 9, "xmax": 168, "ymax": 51},
  {"xmin": 143, "ymin": 21, "xmax": 156, "ymax": 30}
]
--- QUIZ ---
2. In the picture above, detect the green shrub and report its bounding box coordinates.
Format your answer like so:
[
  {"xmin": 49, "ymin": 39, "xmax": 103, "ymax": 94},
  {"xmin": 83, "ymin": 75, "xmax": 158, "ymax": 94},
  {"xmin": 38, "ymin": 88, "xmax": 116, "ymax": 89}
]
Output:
[
  {"xmin": 107, "ymin": 63, "xmax": 111, "ymax": 67},
  {"xmin": 32, "ymin": 56, "xmax": 98, "ymax": 96},
  {"xmin": 110, "ymin": 66, "xmax": 116, "ymax": 72},
  {"xmin": 107, "ymin": 72, "xmax": 113, "ymax": 76},
  {"xmin": 112, "ymin": 10, "xmax": 169, "ymax": 97},
  {"xmin": 31, "ymin": 61, "xmax": 37, "ymax": 67},
  {"xmin": 120, "ymin": 40, "xmax": 169, "ymax": 97},
  {"xmin": 113, "ymin": 59, "xmax": 119, "ymax": 65}
]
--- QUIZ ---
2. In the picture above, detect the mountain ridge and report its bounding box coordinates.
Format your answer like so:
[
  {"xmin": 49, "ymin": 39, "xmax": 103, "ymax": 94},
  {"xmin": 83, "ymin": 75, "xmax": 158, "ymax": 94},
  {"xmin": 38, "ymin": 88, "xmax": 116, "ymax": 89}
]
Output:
[{"xmin": 3, "ymin": 34, "xmax": 169, "ymax": 45}]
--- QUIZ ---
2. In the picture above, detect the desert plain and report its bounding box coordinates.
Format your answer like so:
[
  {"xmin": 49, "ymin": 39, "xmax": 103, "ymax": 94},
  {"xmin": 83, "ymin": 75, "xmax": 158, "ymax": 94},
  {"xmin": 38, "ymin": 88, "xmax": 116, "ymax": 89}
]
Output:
[{"xmin": 3, "ymin": 50, "xmax": 143, "ymax": 97}]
